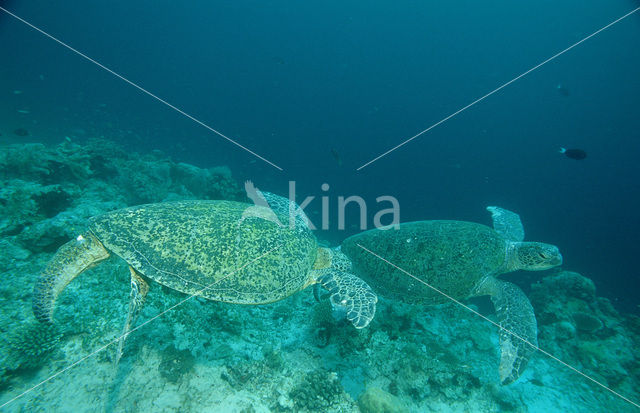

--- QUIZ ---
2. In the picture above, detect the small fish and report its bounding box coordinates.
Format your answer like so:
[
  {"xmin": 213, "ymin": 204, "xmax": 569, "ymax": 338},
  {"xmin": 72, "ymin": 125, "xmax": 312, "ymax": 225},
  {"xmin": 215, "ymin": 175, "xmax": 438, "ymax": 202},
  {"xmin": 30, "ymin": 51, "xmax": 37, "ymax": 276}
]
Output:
[
  {"xmin": 17, "ymin": 109, "xmax": 30, "ymax": 114},
  {"xmin": 13, "ymin": 90, "xmax": 23, "ymax": 95},
  {"xmin": 556, "ymin": 83, "xmax": 569, "ymax": 97},
  {"xmin": 330, "ymin": 148, "xmax": 343, "ymax": 166},
  {"xmin": 13, "ymin": 128, "xmax": 29, "ymax": 137},
  {"xmin": 559, "ymin": 147, "xmax": 587, "ymax": 160}
]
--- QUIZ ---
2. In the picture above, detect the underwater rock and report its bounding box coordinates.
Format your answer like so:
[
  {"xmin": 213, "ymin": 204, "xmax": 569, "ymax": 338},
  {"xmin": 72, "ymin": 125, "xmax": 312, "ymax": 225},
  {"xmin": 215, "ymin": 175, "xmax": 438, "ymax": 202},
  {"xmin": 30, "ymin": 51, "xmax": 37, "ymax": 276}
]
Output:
[
  {"xmin": 159, "ymin": 344, "xmax": 196, "ymax": 384},
  {"xmin": 0, "ymin": 179, "xmax": 40, "ymax": 236},
  {"xmin": 596, "ymin": 296, "xmax": 619, "ymax": 318},
  {"xmin": 529, "ymin": 269, "xmax": 640, "ymax": 399},
  {"xmin": 555, "ymin": 320, "xmax": 577, "ymax": 340},
  {"xmin": 533, "ymin": 271, "xmax": 596, "ymax": 302},
  {"xmin": 311, "ymin": 298, "xmax": 339, "ymax": 347},
  {"xmin": 530, "ymin": 271, "xmax": 599, "ymax": 327},
  {"xmin": 625, "ymin": 314, "xmax": 640, "ymax": 336},
  {"xmin": 31, "ymin": 185, "xmax": 74, "ymax": 218},
  {"xmin": 0, "ymin": 139, "xmax": 243, "ymax": 207},
  {"xmin": 309, "ymin": 296, "xmax": 371, "ymax": 353},
  {"xmin": 0, "ymin": 139, "xmax": 243, "ymax": 252},
  {"xmin": 0, "ymin": 239, "xmax": 31, "ymax": 270},
  {"xmin": 169, "ymin": 163, "xmax": 243, "ymax": 201},
  {"xmin": 488, "ymin": 384, "xmax": 519, "ymax": 411},
  {"xmin": 204, "ymin": 166, "xmax": 244, "ymax": 200},
  {"xmin": 18, "ymin": 206, "xmax": 90, "ymax": 253},
  {"xmin": 358, "ymin": 387, "xmax": 409, "ymax": 413},
  {"xmin": 221, "ymin": 360, "xmax": 266, "ymax": 390},
  {"xmin": 114, "ymin": 156, "xmax": 172, "ymax": 204},
  {"xmin": 170, "ymin": 162, "xmax": 208, "ymax": 193}
]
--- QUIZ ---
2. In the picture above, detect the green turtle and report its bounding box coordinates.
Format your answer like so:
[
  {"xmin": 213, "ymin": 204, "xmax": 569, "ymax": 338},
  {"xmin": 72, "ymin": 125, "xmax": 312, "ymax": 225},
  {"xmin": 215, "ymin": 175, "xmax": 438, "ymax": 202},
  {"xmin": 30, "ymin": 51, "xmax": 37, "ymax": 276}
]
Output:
[
  {"xmin": 341, "ymin": 206, "xmax": 562, "ymax": 384},
  {"xmin": 33, "ymin": 192, "xmax": 377, "ymax": 361}
]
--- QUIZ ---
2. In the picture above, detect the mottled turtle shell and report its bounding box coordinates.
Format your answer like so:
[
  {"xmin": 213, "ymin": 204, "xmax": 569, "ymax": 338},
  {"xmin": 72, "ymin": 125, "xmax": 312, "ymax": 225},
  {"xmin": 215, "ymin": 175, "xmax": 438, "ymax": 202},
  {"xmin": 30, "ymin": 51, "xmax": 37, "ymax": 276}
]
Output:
[
  {"xmin": 341, "ymin": 221, "xmax": 506, "ymax": 304},
  {"xmin": 89, "ymin": 200, "xmax": 318, "ymax": 304}
]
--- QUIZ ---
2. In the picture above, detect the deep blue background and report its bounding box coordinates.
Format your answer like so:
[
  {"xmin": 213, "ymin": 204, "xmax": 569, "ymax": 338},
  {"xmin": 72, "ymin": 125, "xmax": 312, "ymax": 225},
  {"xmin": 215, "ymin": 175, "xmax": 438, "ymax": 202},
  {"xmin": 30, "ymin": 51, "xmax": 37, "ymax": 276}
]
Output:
[{"xmin": 1, "ymin": 1, "xmax": 639, "ymax": 312}]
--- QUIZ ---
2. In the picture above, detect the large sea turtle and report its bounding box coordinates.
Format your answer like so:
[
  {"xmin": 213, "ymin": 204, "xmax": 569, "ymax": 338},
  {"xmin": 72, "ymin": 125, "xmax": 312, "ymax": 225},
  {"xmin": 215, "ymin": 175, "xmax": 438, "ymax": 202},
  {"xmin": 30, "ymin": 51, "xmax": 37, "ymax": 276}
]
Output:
[
  {"xmin": 33, "ymin": 192, "xmax": 377, "ymax": 361},
  {"xmin": 341, "ymin": 207, "xmax": 562, "ymax": 384}
]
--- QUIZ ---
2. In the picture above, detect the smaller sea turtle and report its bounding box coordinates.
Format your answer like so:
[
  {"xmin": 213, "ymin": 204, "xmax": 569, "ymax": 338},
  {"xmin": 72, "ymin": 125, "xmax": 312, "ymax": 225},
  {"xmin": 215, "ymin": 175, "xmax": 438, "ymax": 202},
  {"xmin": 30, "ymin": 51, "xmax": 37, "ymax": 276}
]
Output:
[
  {"xmin": 33, "ymin": 192, "xmax": 377, "ymax": 362},
  {"xmin": 341, "ymin": 207, "xmax": 562, "ymax": 384}
]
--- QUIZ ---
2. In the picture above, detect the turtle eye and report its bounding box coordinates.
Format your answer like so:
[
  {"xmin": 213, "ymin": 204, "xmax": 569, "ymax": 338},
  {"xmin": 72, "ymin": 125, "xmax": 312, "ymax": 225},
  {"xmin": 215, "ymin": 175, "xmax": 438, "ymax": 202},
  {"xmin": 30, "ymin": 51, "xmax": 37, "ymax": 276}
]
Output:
[{"xmin": 538, "ymin": 252, "xmax": 547, "ymax": 259}]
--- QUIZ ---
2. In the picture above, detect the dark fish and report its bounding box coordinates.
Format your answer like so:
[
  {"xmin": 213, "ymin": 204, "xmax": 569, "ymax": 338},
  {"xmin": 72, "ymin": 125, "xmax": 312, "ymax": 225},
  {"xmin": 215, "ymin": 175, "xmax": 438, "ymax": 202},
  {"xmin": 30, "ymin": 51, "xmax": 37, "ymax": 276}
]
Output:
[
  {"xmin": 556, "ymin": 83, "xmax": 569, "ymax": 97},
  {"xmin": 13, "ymin": 128, "xmax": 29, "ymax": 136},
  {"xmin": 330, "ymin": 148, "xmax": 343, "ymax": 166},
  {"xmin": 559, "ymin": 147, "xmax": 587, "ymax": 160}
]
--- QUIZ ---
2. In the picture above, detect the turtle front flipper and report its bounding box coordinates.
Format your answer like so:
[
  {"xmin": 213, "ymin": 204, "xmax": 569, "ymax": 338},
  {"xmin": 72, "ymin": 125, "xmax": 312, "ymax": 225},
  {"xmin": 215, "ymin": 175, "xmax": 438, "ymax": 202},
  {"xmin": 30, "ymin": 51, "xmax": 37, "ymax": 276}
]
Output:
[
  {"xmin": 476, "ymin": 277, "xmax": 537, "ymax": 385},
  {"xmin": 487, "ymin": 206, "xmax": 525, "ymax": 242},
  {"xmin": 115, "ymin": 266, "xmax": 149, "ymax": 365},
  {"xmin": 33, "ymin": 233, "xmax": 110, "ymax": 323},
  {"xmin": 316, "ymin": 270, "xmax": 378, "ymax": 329}
]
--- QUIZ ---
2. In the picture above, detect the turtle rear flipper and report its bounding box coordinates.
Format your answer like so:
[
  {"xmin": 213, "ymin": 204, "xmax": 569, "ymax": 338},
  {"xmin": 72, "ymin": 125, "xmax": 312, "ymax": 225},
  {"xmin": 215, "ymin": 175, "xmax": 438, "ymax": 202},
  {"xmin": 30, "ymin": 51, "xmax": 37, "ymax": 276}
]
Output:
[
  {"xmin": 316, "ymin": 270, "xmax": 378, "ymax": 329},
  {"xmin": 115, "ymin": 266, "xmax": 149, "ymax": 365},
  {"xmin": 33, "ymin": 233, "xmax": 110, "ymax": 323},
  {"xmin": 477, "ymin": 277, "xmax": 537, "ymax": 385}
]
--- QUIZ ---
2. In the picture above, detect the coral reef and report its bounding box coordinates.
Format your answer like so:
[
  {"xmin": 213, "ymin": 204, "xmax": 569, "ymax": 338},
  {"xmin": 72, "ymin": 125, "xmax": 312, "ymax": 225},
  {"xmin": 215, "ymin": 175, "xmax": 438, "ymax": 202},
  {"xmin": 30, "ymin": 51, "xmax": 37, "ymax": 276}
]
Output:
[
  {"xmin": 0, "ymin": 322, "xmax": 63, "ymax": 387},
  {"xmin": 1, "ymin": 138, "xmax": 638, "ymax": 412},
  {"xmin": 310, "ymin": 295, "xmax": 372, "ymax": 355},
  {"xmin": 530, "ymin": 271, "xmax": 638, "ymax": 398},
  {"xmin": 571, "ymin": 311, "xmax": 604, "ymax": 333},
  {"xmin": 0, "ymin": 138, "xmax": 243, "ymax": 255},
  {"xmin": 289, "ymin": 369, "xmax": 345, "ymax": 411}
]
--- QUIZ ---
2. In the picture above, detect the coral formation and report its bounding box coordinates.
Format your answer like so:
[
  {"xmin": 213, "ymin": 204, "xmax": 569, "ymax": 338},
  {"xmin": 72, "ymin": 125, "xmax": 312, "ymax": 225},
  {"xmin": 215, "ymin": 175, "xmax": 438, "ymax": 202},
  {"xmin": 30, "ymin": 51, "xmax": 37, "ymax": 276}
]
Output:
[
  {"xmin": 310, "ymin": 296, "xmax": 371, "ymax": 354},
  {"xmin": 358, "ymin": 387, "xmax": 408, "ymax": 413},
  {"xmin": 289, "ymin": 369, "xmax": 345, "ymax": 411},
  {"xmin": 0, "ymin": 321, "xmax": 62, "ymax": 387},
  {"xmin": 530, "ymin": 271, "xmax": 638, "ymax": 399},
  {"xmin": 0, "ymin": 138, "xmax": 243, "ymax": 255},
  {"xmin": 0, "ymin": 138, "xmax": 638, "ymax": 412},
  {"xmin": 571, "ymin": 311, "xmax": 603, "ymax": 333}
]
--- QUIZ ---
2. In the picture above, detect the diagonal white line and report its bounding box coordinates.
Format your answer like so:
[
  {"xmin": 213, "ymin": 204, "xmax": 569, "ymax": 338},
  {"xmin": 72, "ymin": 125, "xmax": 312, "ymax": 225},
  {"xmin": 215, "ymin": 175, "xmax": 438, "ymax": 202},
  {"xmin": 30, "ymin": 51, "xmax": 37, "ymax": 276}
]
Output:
[
  {"xmin": 0, "ymin": 6, "xmax": 283, "ymax": 171},
  {"xmin": 356, "ymin": 243, "xmax": 640, "ymax": 410},
  {"xmin": 356, "ymin": 7, "xmax": 640, "ymax": 171},
  {"xmin": 0, "ymin": 243, "xmax": 283, "ymax": 409}
]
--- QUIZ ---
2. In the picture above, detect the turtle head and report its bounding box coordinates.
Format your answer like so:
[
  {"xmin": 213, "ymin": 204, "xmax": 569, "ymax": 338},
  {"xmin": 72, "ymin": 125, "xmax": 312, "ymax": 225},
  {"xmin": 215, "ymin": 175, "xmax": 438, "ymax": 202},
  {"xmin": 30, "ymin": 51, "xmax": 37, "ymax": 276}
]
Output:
[{"xmin": 509, "ymin": 241, "xmax": 562, "ymax": 271}]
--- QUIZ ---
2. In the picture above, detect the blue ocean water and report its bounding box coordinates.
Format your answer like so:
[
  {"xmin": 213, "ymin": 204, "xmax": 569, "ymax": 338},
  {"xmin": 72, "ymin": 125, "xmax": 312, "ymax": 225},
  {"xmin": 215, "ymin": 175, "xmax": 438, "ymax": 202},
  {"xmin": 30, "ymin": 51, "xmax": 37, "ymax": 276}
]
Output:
[{"xmin": 1, "ymin": 1, "xmax": 640, "ymax": 411}]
